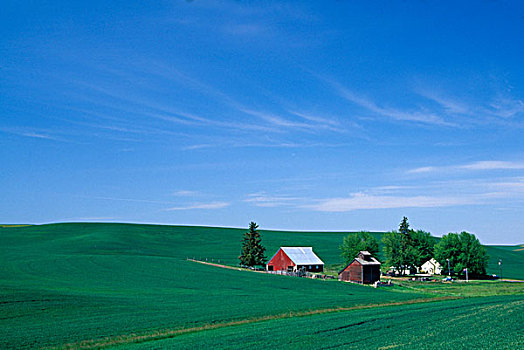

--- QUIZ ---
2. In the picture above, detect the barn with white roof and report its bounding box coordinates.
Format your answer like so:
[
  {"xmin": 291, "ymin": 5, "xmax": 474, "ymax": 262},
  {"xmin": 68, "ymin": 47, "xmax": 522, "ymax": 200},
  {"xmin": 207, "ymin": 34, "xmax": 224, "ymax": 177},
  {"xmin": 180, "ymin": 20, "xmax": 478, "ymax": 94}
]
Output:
[{"xmin": 266, "ymin": 247, "xmax": 324, "ymax": 272}]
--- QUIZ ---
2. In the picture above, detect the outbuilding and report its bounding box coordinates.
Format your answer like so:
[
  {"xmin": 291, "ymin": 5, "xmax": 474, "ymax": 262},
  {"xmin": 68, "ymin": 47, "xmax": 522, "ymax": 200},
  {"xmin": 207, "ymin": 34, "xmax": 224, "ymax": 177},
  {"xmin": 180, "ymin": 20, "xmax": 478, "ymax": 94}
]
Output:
[
  {"xmin": 266, "ymin": 247, "xmax": 324, "ymax": 272},
  {"xmin": 339, "ymin": 251, "xmax": 381, "ymax": 284}
]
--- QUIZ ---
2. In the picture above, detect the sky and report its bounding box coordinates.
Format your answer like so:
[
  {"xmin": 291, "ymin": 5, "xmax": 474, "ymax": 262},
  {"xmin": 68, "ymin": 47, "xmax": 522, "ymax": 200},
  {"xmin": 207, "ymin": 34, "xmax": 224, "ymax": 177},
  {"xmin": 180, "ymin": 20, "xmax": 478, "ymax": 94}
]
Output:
[{"xmin": 1, "ymin": 1, "xmax": 524, "ymax": 244}]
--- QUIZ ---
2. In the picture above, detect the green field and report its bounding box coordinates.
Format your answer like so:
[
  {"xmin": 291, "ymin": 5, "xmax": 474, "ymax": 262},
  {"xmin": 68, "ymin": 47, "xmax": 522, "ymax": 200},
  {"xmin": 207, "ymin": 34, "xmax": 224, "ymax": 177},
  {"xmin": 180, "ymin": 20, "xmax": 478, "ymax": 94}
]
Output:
[
  {"xmin": 125, "ymin": 296, "xmax": 523, "ymax": 350},
  {"xmin": 1, "ymin": 223, "xmax": 523, "ymax": 349}
]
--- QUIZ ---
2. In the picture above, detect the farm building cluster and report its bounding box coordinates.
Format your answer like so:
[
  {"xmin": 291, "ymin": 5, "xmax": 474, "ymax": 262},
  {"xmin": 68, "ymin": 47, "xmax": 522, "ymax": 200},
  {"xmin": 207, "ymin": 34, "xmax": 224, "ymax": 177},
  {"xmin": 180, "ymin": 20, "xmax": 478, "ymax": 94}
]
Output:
[
  {"xmin": 266, "ymin": 247, "xmax": 382, "ymax": 284},
  {"xmin": 265, "ymin": 246, "xmax": 445, "ymax": 284}
]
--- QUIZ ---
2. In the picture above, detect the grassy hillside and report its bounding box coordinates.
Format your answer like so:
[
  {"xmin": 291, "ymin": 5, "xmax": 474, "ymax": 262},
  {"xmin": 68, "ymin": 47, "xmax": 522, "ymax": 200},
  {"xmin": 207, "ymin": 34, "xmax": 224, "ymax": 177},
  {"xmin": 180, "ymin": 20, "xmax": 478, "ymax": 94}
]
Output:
[
  {"xmin": 129, "ymin": 295, "xmax": 523, "ymax": 350},
  {"xmin": 0, "ymin": 223, "xmax": 522, "ymax": 349},
  {"xmin": 485, "ymin": 244, "xmax": 524, "ymax": 279},
  {"xmin": 0, "ymin": 223, "xmax": 421, "ymax": 349},
  {"xmin": 2, "ymin": 223, "xmax": 518, "ymax": 272}
]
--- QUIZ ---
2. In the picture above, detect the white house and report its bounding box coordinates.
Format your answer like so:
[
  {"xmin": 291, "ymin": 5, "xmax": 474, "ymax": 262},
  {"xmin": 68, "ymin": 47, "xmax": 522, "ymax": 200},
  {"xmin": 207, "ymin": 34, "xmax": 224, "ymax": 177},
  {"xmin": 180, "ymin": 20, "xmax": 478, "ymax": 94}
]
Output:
[{"xmin": 420, "ymin": 258, "xmax": 442, "ymax": 275}]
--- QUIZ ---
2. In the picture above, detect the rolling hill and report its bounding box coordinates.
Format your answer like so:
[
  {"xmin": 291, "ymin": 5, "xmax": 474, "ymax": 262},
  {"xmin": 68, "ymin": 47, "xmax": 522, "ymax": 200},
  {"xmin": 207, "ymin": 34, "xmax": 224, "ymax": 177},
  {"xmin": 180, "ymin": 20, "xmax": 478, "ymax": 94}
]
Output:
[{"xmin": 0, "ymin": 223, "xmax": 522, "ymax": 349}]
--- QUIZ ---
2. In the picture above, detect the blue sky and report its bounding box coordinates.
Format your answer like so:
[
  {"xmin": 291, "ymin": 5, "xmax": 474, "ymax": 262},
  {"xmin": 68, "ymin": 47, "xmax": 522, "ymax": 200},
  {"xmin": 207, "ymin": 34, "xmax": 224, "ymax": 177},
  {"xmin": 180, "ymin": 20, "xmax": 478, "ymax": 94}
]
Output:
[{"xmin": 1, "ymin": 1, "xmax": 523, "ymax": 244}]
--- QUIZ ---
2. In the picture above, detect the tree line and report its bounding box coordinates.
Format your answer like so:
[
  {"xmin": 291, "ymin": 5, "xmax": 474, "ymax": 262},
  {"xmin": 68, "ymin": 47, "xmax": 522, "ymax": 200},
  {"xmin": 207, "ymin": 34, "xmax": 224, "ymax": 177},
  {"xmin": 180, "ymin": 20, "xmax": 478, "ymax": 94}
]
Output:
[
  {"xmin": 340, "ymin": 217, "xmax": 489, "ymax": 276},
  {"xmin": 239, "ymin": 218, "xmax": 490, "ymax": 277}
]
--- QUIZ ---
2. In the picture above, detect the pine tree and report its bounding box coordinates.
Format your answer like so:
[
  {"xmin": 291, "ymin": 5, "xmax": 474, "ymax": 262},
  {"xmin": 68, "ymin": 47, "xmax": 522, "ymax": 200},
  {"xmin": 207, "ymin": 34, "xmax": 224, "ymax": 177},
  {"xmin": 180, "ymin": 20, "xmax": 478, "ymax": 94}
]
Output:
[
  {"xmin": 383, "ymin": 217, "xmax": 436, "ymax": 275},
  {"xmin": 239, "ymin": 222, "xmax": 267, "ymax": 267}
]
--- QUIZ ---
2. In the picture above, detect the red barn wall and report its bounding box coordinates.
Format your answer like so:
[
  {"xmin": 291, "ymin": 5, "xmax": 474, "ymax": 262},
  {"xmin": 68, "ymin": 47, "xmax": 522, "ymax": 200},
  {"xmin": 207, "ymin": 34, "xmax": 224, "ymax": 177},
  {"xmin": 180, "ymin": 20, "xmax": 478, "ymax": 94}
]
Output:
[
  {"xmin": 339, "ymin": 261, "xmax": 363, "ymax": 283},
  {"xmin": 267, "ymin": 249, "xmax": 295, "ymax": 271}
]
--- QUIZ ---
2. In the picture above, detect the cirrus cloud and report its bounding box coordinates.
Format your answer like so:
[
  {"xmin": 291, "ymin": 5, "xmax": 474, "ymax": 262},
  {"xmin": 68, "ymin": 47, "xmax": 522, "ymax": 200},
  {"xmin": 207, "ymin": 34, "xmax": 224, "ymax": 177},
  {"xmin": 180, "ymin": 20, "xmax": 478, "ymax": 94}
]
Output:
[
  {"xmin": 308, "ymin": 192, "xmax": 476, "ymax": 212},
  {"xmin": 165, "ymin": 201, "xmax": 230, "ymax": 211}
]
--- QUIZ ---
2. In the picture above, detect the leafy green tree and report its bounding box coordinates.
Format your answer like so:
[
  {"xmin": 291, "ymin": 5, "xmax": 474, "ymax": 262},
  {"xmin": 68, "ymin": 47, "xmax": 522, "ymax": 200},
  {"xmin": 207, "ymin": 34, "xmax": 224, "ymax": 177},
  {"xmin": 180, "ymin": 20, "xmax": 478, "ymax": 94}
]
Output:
[
  {"xmin": 435, "ymin": 231, "xmax": 489, "ymax": 276},
  {"xmin": 383, "ymin": 217, "xmax": 413, "ymax": 275},
  {"xmin": 382, "ymin": 230, "xmax": 404, "ymax": 274},
  {"xmin": 239, "ymin": 222, "xmax": 267, "ymax": 267},
  {"xmin": 410, "ymin": 230, "xmax": 435, "ymax": 268},
  {"xmin": 340, "ymin": 231, "xmax": 379, "ymax": 265},
  {"xmin": 382, "ymin": 217, "xmax": 435, "ymax": 275}
]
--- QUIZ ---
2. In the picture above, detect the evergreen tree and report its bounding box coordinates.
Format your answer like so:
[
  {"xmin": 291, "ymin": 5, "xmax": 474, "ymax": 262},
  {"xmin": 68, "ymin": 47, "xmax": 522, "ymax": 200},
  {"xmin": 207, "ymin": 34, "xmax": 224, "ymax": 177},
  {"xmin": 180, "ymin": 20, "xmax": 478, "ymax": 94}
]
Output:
[
  {"xmin": 399, "ymin": 216, "xmax": 410, "ymax": 235},
  {"xmin": 382, "ymin": 217, "xmax": 435, "ymax": 275},
  {"xmin": 239, "ymin": 222, "xmax": 267, "ymax": 267},
  {"xmin": 340, "ymin": 231, "xmax": 379, "ymax": 265},
  {"xmin": 383, "ymin": 217, "xmax": 412, "ymax": 275},
  {"xmin": 398, "ymin": 216, "xmax": 414, "ymax": 270}
]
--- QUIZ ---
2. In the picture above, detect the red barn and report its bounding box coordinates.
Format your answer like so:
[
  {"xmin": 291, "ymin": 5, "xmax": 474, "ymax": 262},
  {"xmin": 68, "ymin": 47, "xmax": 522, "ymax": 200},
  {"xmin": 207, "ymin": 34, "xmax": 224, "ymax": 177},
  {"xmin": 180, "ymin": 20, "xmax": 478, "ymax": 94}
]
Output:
[
  {"xmin": 339, "ymin": 251, "xmax": 381, "ymax": 284},
  {"xmin": 266, "ymin": 247, "xmax": 324, "ymax": 273}
]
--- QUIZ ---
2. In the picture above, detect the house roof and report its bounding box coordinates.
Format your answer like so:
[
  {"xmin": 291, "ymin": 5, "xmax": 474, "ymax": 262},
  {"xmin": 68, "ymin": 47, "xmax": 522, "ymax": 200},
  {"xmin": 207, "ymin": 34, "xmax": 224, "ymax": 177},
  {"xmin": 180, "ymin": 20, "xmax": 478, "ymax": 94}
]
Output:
[
  {"xmin": 422, "ymin": 258, "xmax": 441, "ymax": 268},
  {"xmin": 280, "ymin": 247, "xmax": 324, "ymax": 265}
]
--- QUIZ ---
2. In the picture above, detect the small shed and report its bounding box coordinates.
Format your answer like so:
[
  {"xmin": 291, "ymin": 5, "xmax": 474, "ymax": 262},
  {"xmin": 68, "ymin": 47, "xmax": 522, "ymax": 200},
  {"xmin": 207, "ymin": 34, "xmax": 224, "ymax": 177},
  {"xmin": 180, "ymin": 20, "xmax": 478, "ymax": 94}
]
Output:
[
  {"xmin": 339, "ymin": 251, "xmax": 381, "ymax": 284},
  {"xmin": 420, "ymin": 258, "xmax": 442, "ymax": 275},
  {"xmin": 266, "ymin": 247, "xmax": 324, "ymax": 272}
]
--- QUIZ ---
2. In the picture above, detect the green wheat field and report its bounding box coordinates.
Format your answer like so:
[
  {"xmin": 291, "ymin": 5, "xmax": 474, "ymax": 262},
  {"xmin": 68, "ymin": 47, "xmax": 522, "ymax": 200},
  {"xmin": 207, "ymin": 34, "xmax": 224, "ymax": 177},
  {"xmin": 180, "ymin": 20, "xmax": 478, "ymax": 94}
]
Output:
[{"xmin": 1, "ymin": 223, "xmax": 523, "ymax": 349}]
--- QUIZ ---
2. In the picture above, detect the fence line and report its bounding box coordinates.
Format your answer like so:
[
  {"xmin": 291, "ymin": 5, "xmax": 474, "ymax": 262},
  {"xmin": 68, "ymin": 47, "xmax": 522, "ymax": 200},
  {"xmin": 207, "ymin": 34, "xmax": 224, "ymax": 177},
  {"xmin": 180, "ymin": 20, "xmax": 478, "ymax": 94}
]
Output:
[{"xmin": 187, "ymin": 258, "xmax": 336, "ymax": 279}]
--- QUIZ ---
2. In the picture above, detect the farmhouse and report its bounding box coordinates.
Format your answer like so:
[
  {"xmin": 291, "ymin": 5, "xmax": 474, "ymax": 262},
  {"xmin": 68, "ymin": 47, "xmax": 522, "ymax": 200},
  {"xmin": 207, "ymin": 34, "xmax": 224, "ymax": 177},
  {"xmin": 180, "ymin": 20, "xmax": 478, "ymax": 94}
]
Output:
[
  {"xmin": 339, "ymin": 251, "xmax": 381, "ymax": 284},
  {"xmin": 420, "ymin": 258, "xmax": 442, "ymax": 275},
  {"xmin": 266, "ymin": 247, "xmax": 324, "ymax": 272}
]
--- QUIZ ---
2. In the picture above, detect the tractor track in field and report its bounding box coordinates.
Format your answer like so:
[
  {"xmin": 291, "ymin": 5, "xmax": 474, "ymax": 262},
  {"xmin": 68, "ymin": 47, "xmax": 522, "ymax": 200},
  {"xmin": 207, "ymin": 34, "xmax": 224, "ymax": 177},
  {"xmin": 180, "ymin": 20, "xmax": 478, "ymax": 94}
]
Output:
[
  {"xmin": 44, "ymin": 296, "xmax": 461, "ymax": 350},
  {"xmin": 186, "ymin": 258, "xmax": 269, "ymax": 274}
]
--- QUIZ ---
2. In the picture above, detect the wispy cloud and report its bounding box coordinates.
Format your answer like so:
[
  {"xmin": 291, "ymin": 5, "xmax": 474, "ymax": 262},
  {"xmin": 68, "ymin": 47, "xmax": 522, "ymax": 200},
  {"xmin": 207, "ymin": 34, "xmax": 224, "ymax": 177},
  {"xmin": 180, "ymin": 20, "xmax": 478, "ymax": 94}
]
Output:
[
  {"xmin": 181, "ymin": 139, "xmax": 352, "ymax": 151},
  {"xmin": 316, "ymin": 75, "xmax": 524, "ymax": 129},
  {"xmin": 417, "ymin": 89, "xmax": 524, "ymax": 126},
  {"xmin": 243, "ymin": 176, "xmax": 524, "ymax": 213},
  {"xmin": 288, "ymin": 110, "xmax": 341, "ymax": 127},
  {"xmin": 308, "ymin": 192, "xmax": 479, "ymax": 212},
  {"xmin": 409, "ymin": 160, "xmax": 524, "ymax": 174},
  {"xmin": 68, "ymin": 71, "xmax": 320, "ymax": 136},
  {"xmin": 20, "ymin": 132, "xmax": 56, "ymax": 140},
  {"xmin": 488, "ymin": 97, "xmax": 524, "ymax": 119},
  {"xmin": 239, "ymin": 108, "xmax": 344, "ymax": 133},
  {"xmin": 0, "ymin": 127, "xmax": 70, "ymax": 142},
  {"xmin": 318, "ymin": 78, "xmax": 452, "ymax": 126},
  {"xmin": 165, "ymin": 201, "xmax": 230, "ymax": 211},
  {"xmin": 416, "ymin": 90, "xmax": 472, "ymax": 116},
  {"xmin": 244, "ymin": 192, "xmax": 303, "ymax": 207},
  {"xmin": 461, "ymin": 161, "xmax": 524, "ymax": 170},
  {"xmin": 490, "ymin": 178, "xmax": 524, "ymax": 193},
  {"xmin": 408, "ymin": 166, "xmax": 439, "ymax": 174},
  {"xmin": 341, "ymin": 89, "xmax": 450, "ymax": 126}
]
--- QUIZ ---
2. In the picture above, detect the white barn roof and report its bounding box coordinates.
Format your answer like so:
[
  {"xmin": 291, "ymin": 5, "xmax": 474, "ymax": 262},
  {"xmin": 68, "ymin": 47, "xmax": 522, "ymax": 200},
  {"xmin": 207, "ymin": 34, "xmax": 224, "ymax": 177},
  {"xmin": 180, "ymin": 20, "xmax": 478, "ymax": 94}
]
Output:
[{"xmin": 281, "ymin": 247, "xmax": 324, "ymax": 265}]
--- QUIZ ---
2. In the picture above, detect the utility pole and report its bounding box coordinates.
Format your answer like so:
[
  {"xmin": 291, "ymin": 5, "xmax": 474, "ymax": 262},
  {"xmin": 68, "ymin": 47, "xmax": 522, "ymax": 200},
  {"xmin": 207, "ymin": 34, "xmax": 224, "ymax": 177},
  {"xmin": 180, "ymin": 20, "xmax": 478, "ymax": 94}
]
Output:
[{"xmin": 446, "ymin": 258, "xmax": 451, "ymax": 277}]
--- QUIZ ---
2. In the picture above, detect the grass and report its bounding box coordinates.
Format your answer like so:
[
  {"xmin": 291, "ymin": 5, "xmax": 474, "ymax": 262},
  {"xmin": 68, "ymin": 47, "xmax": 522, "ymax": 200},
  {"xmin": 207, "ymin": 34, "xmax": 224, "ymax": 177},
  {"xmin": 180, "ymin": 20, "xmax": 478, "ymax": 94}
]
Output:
[
  {"xmin": 485, "ymin": 244, "xmax": 524, "ymax": 279},
  {"xmin": 0, "ymin": 224, "xmax": 424, "ymax": 349},
  {"xmin": 121, "ymin": 296, "xmax": 524, "ymax": 350},
  {"xmin": 46, "ymin": 297, "xmax": 460, "ymax": 350},
  {"xmin": 0, "ymin": 223, "xmax": 522, "ymax": 349},
  {"xmin": 388, "ymin": 279, "xmax": 524, "ymax": 297}
]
